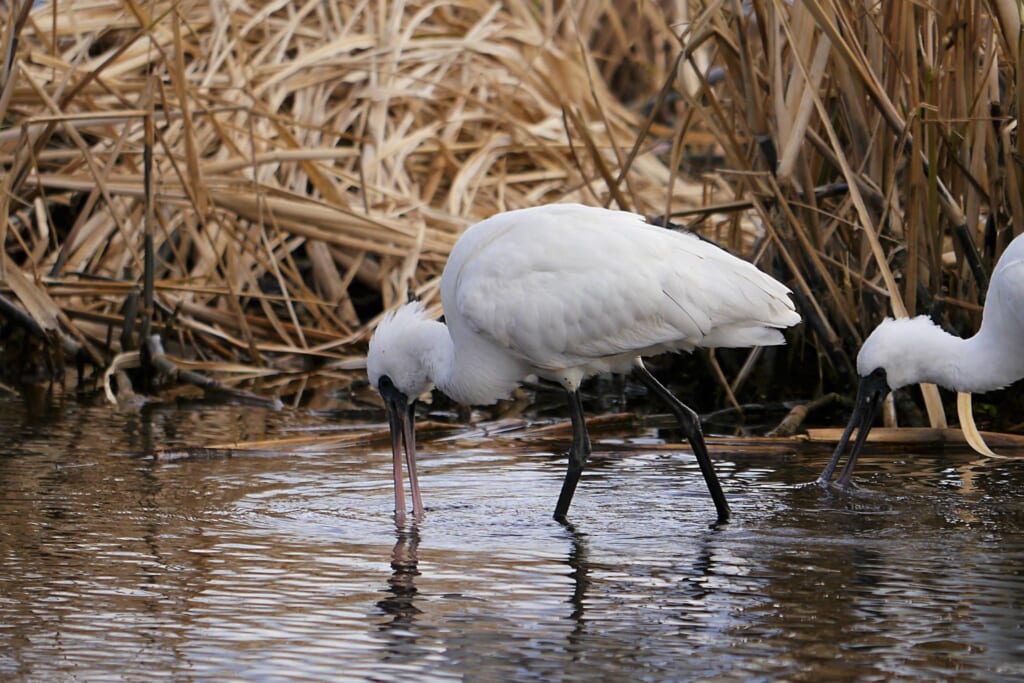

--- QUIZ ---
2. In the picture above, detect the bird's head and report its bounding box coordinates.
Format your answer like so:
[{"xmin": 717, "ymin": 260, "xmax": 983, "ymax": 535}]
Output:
[
  {"xmin": 856, "ymin": 315, "xmax": 944, "ymax": 391},
  {"xmin": 367, "ymin": 301, "xmax": 438, "ymax": 404},
  {"xmin": 819, "ymin": 315, "xmax": 940, "ymax": 488},
  {"xmin": 366, "ymin": 300, "xmax": 444, "ymax": 524}
]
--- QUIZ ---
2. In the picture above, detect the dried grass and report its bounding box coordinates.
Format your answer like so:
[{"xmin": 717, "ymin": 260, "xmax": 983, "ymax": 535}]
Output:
[
  {"xmin": 3, "ymin": 1, "xmax": 1023, "ymax": 428},
  {"xmin": 679, "ymin": 0, "xmax": 1024, "ymax": 428},
  {"xmin": 0, "ymin": 0, "xmax": 721, "ymax": 392}
]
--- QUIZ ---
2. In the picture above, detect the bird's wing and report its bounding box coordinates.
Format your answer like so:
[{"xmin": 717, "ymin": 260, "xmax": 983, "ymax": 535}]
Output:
[{"xmin": 448, "ymin": 204, "xmax": 797, "ymax": 370}]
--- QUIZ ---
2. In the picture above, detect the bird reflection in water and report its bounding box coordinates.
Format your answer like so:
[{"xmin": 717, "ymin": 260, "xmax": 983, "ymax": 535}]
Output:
[
  {"xmin": 562, "ymin": 518, "xmax": 723, "ymax": 655},
  {"xmin": 563, "ymin": 522, "xmax": 589, "ymax": 630},
  {"xmin": 562, "ymin": 520, "xmax": 602, "ymax": 664},
  {"xmin": 375, "ymin": 524, "xmax": 430, "ymax": 668},
  {"xmin": 377, "ymin": 525, "xmax": 423, "ymax": 627}
]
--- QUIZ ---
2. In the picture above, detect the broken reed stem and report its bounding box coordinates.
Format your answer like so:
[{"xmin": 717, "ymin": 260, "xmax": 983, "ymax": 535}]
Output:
[{"xmin": 142, "ymin": 83, "xmax": 155, "ymax": 346}]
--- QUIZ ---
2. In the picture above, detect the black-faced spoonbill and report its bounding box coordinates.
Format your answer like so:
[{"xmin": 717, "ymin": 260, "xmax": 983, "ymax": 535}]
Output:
[
  {"xmin": 367, "ymin": 203, "xmax": 801, "ymax": 524},
  {"xmin": 819, "ymin": 232, "xmax": 1024, "ymax": 489}
]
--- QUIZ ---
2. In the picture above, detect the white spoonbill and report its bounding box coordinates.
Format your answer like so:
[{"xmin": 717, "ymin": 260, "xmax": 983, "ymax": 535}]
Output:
[
  {"xmin": 367, "ymin": 203, "xmax": 801, "ymax": 524},
  {"xmin": 819, "ymin": 231, "xmax": 1024, "ymax": 489}
]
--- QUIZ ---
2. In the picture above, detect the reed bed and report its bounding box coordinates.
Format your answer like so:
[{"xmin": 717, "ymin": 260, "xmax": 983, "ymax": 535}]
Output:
[
  {"xmin": 0, "ymin": 1, "xmax": 1021, "ymax": 428},
  {"xmin": 0, "ymin": 0, "xmax": 724, "ymax": 397},
  {"xmin": 677, "ymin": 0, "xmax": 1024, "ymax": 428}
]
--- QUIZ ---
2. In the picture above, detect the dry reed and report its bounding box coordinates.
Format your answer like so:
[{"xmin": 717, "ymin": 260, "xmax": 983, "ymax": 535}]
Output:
[
  {"xmin": 1, "ymin": 1, "xmax": 1022, "ymax": 430},
  {"xmin": 671, "ymin": 0, "xmax": 1024, "ymax": 428},
  {"xmin": 0, "ymin": 1, "xmax": 726, "ymax": 396}
]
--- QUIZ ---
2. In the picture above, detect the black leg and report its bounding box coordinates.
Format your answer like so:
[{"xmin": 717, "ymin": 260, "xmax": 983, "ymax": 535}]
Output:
[
  {"xmin": 554, "ymin": 389, "xmax": 590, "ymax": 521},
  {"xmin": 634, "ymin": 362, "xmax": 731, "ymax": 522}
]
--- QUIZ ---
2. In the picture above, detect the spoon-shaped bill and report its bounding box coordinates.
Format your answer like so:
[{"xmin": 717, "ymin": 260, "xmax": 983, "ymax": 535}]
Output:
[
  {"xmin": 379, "ymin": 377, "xmax": 424, "ymax": 524},
  {"xmin": 817, "ymin": 368, "xmax": 889, "ymax": 488}
]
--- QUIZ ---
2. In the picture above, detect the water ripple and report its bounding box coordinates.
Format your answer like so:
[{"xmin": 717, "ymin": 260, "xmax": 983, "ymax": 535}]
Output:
[{"xmin": 1, "ymin": 400, "xmax": 1023, "ymax": 680}]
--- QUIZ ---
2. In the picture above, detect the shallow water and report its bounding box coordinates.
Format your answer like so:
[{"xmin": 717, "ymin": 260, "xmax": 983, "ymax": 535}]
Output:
[{"xmin": 1, "ymin": 394, "xmax": 1023, "ymax": 681}]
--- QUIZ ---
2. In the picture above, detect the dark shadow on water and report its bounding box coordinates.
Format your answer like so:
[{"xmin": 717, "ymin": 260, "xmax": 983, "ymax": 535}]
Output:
[
  {"xmin": 123, "ymin": 403, "xmax": 157, "ymax": 455},
  {"xmin": 19, "ymin": 382, "xmax": 58, "ymax": 420},
  {"xmin": 787, "ymin": 475, "xmax": 902, "ymax": 516}
]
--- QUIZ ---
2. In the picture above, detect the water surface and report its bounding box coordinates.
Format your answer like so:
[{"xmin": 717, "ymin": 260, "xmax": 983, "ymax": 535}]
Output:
[{"xmin": 1, "ymin": 394, "xmax": 1022, "ymax": 681}]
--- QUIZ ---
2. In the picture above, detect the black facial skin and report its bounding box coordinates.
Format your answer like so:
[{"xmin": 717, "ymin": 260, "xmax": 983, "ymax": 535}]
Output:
[{"xmin": 817, "ymin": 367, "xmax": 889, "ymax": 489}]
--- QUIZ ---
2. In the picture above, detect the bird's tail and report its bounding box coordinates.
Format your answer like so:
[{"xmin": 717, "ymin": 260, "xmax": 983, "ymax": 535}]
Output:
[{"xmin": 702, "ymin": 323, "xmax": 788, "ymax": 348}]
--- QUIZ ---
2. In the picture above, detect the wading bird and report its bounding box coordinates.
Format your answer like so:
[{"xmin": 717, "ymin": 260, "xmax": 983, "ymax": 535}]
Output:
[
  {"xmin": 367, "ymin": 204, "xmax": 801, "ymax": 524},
  {"xmin": 820, "ymin": 232, "xmax": 1024, "ymax": 489}
]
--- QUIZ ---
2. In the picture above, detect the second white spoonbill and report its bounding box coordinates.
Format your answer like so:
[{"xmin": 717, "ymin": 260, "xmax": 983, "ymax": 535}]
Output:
[
  {"xmin": 367, "ymin": 203, "xmax": 801, "ymax": 524},
  {"xmin": 819, "ymin": 231, "xmax": 1024, "ymax": 489}
]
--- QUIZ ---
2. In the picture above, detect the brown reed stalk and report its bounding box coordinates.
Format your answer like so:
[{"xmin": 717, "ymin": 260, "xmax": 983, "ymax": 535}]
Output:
[
  {"xmin": 0, "ymin": 1, "xmax": 727, "ymax": 393},
  {"xmin": 5, "ymin": 0, "xmax": 1018, "ymax": 428},
  {"xmin": 685, "ymin": 0, "xmax": 1021, "ymax": 426}
]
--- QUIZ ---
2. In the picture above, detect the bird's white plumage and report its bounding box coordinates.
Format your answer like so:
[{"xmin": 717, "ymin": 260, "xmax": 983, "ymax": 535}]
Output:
[
  {"xmin": 369, "ymin": 203, "xmax": 800, "ymax": 406},
  {"xmin": 980, "ymin": 234, "xmax": 1024, "ymax": 337},
  {"xmin": 857, "ymin": 232, "xmax": 1024, "ymax": 393},
  {"xmin": 449, "ymin": 205, "xmax": 798, "ymax": 368}
]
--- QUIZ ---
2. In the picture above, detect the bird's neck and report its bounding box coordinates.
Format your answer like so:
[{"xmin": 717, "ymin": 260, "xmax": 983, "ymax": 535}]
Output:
[
  {"xmin": 419, "ymin": 320, "xmax": 526, "ymax": 406},
  {"xmin": 910, "ymin": 325, "xmax": 1019, "ymax": 393}
]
